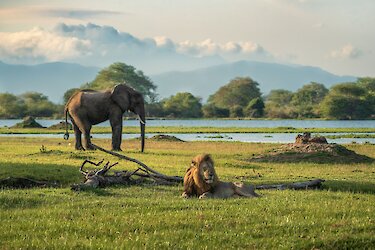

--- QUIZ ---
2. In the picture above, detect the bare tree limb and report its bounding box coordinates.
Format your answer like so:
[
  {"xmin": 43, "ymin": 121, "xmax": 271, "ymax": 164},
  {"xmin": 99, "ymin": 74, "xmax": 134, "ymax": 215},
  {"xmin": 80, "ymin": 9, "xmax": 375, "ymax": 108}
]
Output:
[{"xmin": 91, "ymin": 143, "xmax": 183, "ymax": 182}]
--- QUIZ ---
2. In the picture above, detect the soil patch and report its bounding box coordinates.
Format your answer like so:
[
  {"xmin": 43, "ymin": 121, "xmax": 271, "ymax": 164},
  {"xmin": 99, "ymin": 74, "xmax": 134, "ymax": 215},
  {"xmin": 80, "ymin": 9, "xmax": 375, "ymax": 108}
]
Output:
[
  {"xmin": 150, "ymin": 134, "xmax": 185, "ymax": 142},
  {"xmin": 250, "ymin": 143, "xmax": 373, "ymax": 164},
  {"xmin": 12, "ymin": 116, "xmax": 45, "ymax": 128}
]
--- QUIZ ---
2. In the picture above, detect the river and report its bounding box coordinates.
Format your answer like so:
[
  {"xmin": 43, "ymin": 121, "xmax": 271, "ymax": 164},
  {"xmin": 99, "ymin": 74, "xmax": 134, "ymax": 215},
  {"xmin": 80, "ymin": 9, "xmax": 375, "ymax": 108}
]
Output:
[{"xmin": 1, "ymin": 119, "xmax": 375, "ymax": 128}]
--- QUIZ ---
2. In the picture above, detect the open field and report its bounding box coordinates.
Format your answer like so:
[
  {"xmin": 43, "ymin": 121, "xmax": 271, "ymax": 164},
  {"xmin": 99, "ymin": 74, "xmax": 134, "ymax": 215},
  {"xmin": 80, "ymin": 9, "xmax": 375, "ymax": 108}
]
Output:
[
  {"xmin": 0, "ymin": 137, "xmax": 374, "ymax": 249},
  {"xmin": 1, "ymin": 126, "xmax": 375, "ymax": 134}
]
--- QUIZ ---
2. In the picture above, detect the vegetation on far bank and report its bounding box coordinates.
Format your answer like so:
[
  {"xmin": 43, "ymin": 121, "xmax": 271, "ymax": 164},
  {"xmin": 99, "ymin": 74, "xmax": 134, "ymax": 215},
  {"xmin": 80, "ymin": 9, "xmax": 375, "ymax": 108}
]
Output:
[
  {"xmin": 1, "ymin": 62, "xmax": 374, "ymax": 120},
  {"xmin": 0, "ymin": 137, "xmax": 374, "ymax": 249},
  {"xmin": 1, "ymin": 126, "xmax": 375, "ymax": 134}
]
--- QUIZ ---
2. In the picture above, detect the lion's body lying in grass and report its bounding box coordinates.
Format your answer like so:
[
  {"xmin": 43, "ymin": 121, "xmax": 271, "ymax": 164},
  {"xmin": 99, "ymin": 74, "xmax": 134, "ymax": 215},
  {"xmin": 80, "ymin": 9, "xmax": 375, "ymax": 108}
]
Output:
[{"xmin": 182, "ymin": 154, "xmax": 259, "ymax": 199}]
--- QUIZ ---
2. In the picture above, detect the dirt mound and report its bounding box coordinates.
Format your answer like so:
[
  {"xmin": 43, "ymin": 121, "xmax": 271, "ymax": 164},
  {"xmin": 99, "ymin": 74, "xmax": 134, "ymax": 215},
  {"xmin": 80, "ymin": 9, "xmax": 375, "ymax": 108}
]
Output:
[
  {"xmin": 12, "ymin": 116, "xmax": 45, "ymax": 128},
  {"xmin": 250, "ymin": 143, "xmax": 373, "ymax": 164},
  {"xmin": 150, "ymin": 134, "xmax": 185, "ymax": 142},
  {"xmin": 48, "ymin": 121, "xmax": 72, "ymax": 130}
]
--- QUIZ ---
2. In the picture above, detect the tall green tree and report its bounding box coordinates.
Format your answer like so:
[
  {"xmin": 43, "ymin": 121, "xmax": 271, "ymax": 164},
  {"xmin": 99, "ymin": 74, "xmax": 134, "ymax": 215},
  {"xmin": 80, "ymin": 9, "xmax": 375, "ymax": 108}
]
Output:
[
  {"xmin": 0, "ymin": 93, "xmax": 25, "ymax": 118},
  {"xmin": 84, "ymin": 62, "xmax": 157, "ymax": 102},
  {"xmin": 244, "ymin": 97, "xmax": 265, "ymax": 118},
  {"xmin": 207, "ymin": 77, "xmax": 262, "ymax": 110},
  {"xmin": 264, "ymin": 89, "xmax": 294, "ymax": 118},
  {"xmin": 357, "ymin": 77, "xmax": 375, "ymax": 117},
  {"xmin": 291, "ymin": 82, "xmax": 328, "ymax": 118},
  {"xmin": 162, "ymin": 92, "xmax": 202, "ymax": 118},
  {"xmin": 20, "ymin": 92, "xmax": 59, "ymax": 117},
  {"xmin": 202, "ymin": 103, "xmax": 229, "ymax": 118},
  {"xmin": 321, "ymin": 82, "xmax": 372, "ymax": 119}
]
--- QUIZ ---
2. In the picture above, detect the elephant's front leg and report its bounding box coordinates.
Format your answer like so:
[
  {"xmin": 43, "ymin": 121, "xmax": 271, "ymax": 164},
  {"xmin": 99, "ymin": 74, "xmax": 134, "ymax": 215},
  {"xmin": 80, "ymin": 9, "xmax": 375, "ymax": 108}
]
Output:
[{"xmin": 110, "ymin": 117, "xmax": 123, "ymax": 151}]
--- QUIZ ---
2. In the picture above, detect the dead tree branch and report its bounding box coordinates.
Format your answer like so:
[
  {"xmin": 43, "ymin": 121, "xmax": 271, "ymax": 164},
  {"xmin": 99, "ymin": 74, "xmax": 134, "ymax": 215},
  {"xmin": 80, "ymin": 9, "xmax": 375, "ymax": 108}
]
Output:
[{"xmin": 90, "ymin": 143, "xmax": 183, "ymax": 183}]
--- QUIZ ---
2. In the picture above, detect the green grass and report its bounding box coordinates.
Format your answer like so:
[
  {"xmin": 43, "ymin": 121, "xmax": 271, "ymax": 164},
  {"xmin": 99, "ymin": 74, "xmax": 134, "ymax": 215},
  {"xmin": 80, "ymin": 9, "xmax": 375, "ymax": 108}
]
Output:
[
  {"xmin": 1, "ymin": 126, "xmax": 375, "ymax": 134},
  {"xmin": 0, "ymin": 137, "xmax": 374, "ymax": 249}
]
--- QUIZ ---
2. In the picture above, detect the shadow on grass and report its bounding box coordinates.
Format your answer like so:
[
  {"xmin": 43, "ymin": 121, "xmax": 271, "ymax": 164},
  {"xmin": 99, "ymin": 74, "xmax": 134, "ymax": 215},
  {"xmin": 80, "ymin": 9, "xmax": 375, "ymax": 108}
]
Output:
[
  {"xmin": 308, "ymin": 236, "xmax": 375, "ymax": 249},
  {"xmin": 0, "ymin": 196, "xmax": 44, "ymax": 209},
  {"xmin": 74, "ymin": 187, "xmax": 115, "ymax": 196},
  {"xmin": 323, "ymin": 180, "xmax": 375, "ymax": 195},
  {"xmin": 0, "ymin": 162, "xmax": 82, "ymax": 188}
]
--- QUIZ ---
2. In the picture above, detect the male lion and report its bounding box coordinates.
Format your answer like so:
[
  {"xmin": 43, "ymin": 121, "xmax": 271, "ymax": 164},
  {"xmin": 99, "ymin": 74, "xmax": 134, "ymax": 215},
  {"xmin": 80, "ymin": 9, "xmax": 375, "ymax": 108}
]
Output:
[{"xmin": 182, "ymin": 154, "xmax": 259, "ymax": 199}]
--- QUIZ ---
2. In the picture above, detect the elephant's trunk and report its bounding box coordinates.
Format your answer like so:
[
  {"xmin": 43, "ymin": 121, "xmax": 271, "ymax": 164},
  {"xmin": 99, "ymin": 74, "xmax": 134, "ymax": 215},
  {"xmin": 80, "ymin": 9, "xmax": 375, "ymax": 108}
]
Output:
[
  {"xmin": 141, "ymin": 121, "xmax": 145, "ymax": 152},
  {"xmin": 138, "ymin": 110, "xmax": 146, "ymax": 153}
]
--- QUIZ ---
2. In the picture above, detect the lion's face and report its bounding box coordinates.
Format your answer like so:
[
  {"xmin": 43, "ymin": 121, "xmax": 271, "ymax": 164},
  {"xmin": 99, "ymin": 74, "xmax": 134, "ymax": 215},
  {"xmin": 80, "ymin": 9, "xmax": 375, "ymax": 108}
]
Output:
[
  {"xmin": 200, "ymin": 160, "xmax": 215, "ymax": 184},
  {"xmin": 190, "ymin": 154, "xmax": 217, "ymax": 186}
]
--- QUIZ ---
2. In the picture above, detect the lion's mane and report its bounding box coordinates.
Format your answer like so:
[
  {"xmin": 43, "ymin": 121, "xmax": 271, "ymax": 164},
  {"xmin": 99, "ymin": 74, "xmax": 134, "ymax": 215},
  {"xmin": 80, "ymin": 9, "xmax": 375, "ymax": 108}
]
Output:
[
  {"xmin": 183, "ymin": 154, "xmax": 218, "ymax": 197},
  {"xmin": 182, "ymin": 154, "xmax": 259, "ymax": 199}
]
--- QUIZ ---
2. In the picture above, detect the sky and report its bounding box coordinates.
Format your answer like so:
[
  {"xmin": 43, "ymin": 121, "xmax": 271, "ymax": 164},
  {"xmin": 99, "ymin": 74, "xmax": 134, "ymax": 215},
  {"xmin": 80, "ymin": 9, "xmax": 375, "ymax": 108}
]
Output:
[{"xmin": 0, "ymin": 0, "xmax": 374, "ymax": 76}]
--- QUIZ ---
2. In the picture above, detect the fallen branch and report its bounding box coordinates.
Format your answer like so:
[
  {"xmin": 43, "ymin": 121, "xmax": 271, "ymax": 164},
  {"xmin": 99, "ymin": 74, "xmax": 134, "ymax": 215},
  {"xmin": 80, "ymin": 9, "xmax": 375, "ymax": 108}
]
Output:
[
  {"xmin": 255, "ymin": 179, "xmax": 325, "ymax": 190},
  {"xmin": 71, "ymin": 144, "xmax": 183, "ymax": 191},
  {"xmin": 90, "ymin": 143, "xmax": 183, "ymax": 183}
]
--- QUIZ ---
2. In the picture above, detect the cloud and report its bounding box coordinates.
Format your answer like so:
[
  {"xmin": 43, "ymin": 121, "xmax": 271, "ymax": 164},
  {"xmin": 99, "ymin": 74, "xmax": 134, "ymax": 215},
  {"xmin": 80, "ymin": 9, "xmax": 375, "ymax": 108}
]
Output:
[
  {"xmin": 330, "ymin": 44, "xmax": 362, "ymax": 59},
  {"xmin": 0, "ymin": 23, "xmax": 272, "ymax": 73},
  {"xmin": 39, "ymin": 9, "xmax": 124, "ymax": 20},
  {"xmin": 0, "ymin": 27, "xmax": 91, "ymax": 64}
]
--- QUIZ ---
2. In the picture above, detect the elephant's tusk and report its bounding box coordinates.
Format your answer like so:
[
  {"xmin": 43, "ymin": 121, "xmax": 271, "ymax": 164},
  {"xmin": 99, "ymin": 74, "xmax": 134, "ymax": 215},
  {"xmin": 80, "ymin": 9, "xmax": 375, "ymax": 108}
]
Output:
[{"xmin": 138, "ymin": 115, "xmax": 146, "ymax": 125}]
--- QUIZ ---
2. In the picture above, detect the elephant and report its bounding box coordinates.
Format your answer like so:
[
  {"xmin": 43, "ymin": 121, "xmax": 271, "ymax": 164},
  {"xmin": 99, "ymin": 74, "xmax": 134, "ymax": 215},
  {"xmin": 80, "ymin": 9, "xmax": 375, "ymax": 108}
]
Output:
[{"xmin": 64, "ymin": 84, "xmax": 146, "ymax": 152}]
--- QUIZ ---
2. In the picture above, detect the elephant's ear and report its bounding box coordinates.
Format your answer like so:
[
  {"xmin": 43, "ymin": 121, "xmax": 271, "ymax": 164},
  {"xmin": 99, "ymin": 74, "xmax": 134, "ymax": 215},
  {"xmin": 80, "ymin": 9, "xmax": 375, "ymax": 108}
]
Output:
[{"xmin": 111, "ymin": 84, "xmax": 130, "ymax": 113}]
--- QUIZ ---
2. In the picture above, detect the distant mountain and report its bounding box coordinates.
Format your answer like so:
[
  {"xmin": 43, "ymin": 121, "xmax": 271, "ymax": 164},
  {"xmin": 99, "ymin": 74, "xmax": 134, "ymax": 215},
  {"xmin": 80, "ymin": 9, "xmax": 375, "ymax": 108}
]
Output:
[
  {"xmin": 151, "ymin": 60, "xmax": 357, "ymax": 101},
  {"xmin": 0, "ymin": 61, "xmax": 99, "ymax": 103}
]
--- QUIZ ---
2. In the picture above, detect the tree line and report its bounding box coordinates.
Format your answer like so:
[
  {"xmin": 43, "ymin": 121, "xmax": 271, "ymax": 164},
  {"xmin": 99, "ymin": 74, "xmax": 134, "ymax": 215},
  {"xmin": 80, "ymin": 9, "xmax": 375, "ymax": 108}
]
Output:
[{"xmin": 0, "ymin": 62, "xmax": 374, "ymax": 119}]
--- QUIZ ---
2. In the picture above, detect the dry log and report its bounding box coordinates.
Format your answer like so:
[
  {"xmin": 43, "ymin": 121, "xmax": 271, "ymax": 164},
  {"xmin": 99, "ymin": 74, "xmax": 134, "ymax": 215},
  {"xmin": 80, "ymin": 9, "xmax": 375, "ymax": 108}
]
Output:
[
  {"xmin": 255, "ymin": 179, "xmax": 325, "ymax": 190},
  {"xmin": 71, "ymin": 145, "xmax": 183, "ymax": 191},
  {"xmin": 90, "ymin": 143, "xmax": 183, "ymax": 183}
]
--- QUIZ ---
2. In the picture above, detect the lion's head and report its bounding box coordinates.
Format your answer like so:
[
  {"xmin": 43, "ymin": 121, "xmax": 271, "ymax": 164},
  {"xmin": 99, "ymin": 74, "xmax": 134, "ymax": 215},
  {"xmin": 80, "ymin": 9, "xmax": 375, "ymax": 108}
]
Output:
[{"xmin": 183, "ymin": 154, "xmax": 219, "ymax": 197}]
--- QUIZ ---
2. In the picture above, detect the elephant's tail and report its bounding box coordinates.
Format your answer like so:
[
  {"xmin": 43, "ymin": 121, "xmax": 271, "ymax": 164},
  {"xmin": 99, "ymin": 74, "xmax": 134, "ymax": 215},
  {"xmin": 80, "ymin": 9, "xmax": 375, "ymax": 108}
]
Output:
[{"xmin": 63, "ymin": 106, "xmax": 69, "ymax": 140}]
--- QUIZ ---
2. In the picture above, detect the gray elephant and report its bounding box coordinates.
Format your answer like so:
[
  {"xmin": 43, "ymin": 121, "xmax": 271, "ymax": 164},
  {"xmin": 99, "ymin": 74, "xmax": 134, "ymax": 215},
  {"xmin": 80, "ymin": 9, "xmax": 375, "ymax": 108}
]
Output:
[{"xmin": 64, "ymin": 84, "xmax": 145, "ymax": 152}]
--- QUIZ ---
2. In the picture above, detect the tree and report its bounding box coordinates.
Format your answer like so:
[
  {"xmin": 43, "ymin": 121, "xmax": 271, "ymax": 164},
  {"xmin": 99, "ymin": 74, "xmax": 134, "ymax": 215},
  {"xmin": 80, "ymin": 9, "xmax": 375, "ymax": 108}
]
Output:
[
  {"xmin": 202, "ymin": 103, "xmax": 230, "ymax": 118},
  {"xmin": 145, "ymin": 102, "xmax": 164, "ymax": 117},
  {"xmin": 0, "ymin": 93, "xmax": 25, "ymax": 118},
  {"xmin": 20, "ymin": 92, "xmax": 59, "ymax": 117},
  {"xmin": 208, "ymin": 77, "xmax": 262, "ymax": 110},
  {"xmin": 321, "ymin": 82, "xmax": 372, "ymax": 119},
  {"xmin": 229, "ymin": 105, "xmax": 244, "ymax": 118},
  {"xmin": 291, "ymin": 82, "xmax": 328, "ymax": 118},
  {"xmin": 162, "ymin": 92, "xmax": 202, "ymax": 118},
  {"xmin": 244, "ymin": 97, "xmax": 265, "ymax": 118},
  {"xmin": 84, "ymin": 62, "xmax": 157, "ymax": 102},
  {"xmin": 264, "ymin": 89, "xmax": 294, "ymax": 118},
  {"xmin": 357, "ymin": 77, "xmax": 375, "ymax": 117}
]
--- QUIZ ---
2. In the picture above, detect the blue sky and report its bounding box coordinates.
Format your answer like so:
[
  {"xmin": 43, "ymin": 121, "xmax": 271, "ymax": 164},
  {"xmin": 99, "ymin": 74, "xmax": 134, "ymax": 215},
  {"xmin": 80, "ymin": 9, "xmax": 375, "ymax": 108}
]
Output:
[{"xmin": 0, "ymin": 0, "xmax": 374, "ymax": 76}]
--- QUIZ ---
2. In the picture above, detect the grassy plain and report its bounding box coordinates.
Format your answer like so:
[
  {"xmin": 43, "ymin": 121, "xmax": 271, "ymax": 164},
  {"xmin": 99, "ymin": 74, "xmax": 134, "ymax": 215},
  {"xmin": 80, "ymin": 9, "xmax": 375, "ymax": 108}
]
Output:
[{"xmin": 0, "ymin": 137, "xmax": 374, "ymax": 249}]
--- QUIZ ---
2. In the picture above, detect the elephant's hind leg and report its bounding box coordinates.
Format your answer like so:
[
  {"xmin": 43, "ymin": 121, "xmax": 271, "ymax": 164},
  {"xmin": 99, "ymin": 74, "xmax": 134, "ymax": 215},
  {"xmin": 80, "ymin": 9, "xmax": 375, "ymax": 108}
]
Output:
[
  {"xmin": 82, "ymin": 124, "xmax": 95, "ymax": 150},
  {"xmin": 73, "ymin": 123, "xmax": 84, "ymax": 150}
]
